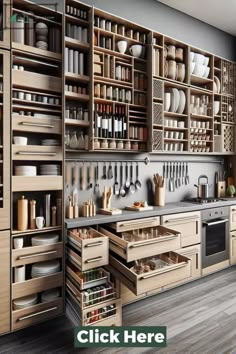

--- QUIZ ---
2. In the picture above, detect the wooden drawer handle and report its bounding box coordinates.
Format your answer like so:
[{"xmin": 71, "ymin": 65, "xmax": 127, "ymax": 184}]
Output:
[
  {"xmin": 85, "ymin": 256, "xmax": 103, "ymax": 263},
  {"xmin": 140, "ymin": 262, "xmax": 187, "ymax": 279},
  {"xmin": 129, "ymin": 235, "xmax": 179, "ymax": 248},
  {"xmin": 119, "ymin": 218, "xmax": 157, "ymax": 228},
  {"xmin": 231, "ymin": 235, "xmax": 236, "ymax": 238},
  {"xmin": 21, "ymin": 122, "xmax": 54, "ymax": 128},
  {"xmin": 16, "ymin": 152, "xmax": 57, "ymax": 156},
  {"xmin": 18, "ymin": 306, "xmax": 58, "ymax": 321},
  {"xmin": 18, "ymin": 250, "xmax": 57, "ymax": 260},
  {"xmin": 165, "ymin": 216, "xmax": 199, "ymax": 223},
  {"xmin": 85, "ymin": 241, "xmax": 103, "ymax": 248}
]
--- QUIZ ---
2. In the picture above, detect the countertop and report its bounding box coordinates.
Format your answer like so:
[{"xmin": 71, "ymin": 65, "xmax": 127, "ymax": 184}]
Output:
[{"xmin": 65, "ymin": 198, "xmax": 236, "ymax": 229}]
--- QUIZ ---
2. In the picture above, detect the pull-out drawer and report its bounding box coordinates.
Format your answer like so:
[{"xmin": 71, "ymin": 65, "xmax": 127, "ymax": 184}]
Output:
[
  {"xmin": 108, "ymin": 217, "xmax": 160, "ymax": 233},
  {"xmin": 67, "ymin": 228, "xmax": 109, "ymax": 271},
  {"xmin": 66, "ymin": 290, "xmax": 122, "ymax": 326},
  {"xmin": 161, "ymin": 211, "xmax": 201, "ymax": 247},
  {"xmin": 230, "ymin": 231, "xmax": 236, "ymax": 265},
  {"xmin": 12, "ymin": 272, "xmax": 63, "ymax": 300},
  {"xmin": 99, "ymin": 225, "xmax": 181, "ymax": 262},
  {"xmin": 12, "ymin": 298, "xmax": 63, "ymax": 331},
  {"xmin": 109, "ymin": 251, "xmax": 191, "ymax": 295},
  {"xmin": 66, "ymin": 262, "xmax": 110, "ymax": 290},
  {"xmin": 12, "ymin": 242, "xmax": 63, "ymax": 267},
  {"xmin": 12, "ymin": 115, "xmax": 62, "ymax": 135},
  {"xmin": 12, "ymin": 145, "xmax": 62, "ymax": 161},
  {"xmin": 230, "ymin": 206, "xmax": 236, "ymax": 231}
]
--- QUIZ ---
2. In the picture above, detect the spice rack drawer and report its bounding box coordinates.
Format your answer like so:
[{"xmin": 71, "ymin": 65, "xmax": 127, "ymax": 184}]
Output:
[
  {"xmin": 230, "ymin": 206, "xmax": 236, "ymax": 231},
  {"xmin": 161, "ymin": 211, "xmax": 201, "ymax": 247},
  {"xmin": 108, "ymin": 217, "xmax": 160, "ymax": 233},
  {"xmin": 12, "ymin": 115, "xmax": 62, "ymax": 135},
  {"xmin": 99, "ymin": 226, "xmax": 181, "ymax": 262},
  {"xmin": 109, "ymin": 252, "xmax": 191, "ymax": 295},
  {"xmin": 66, "ymin": 229, "xmax": 109, "ymax": 271},
  {"xmin": 12, "ymin": 176, "xmax": 63, "ymax": 192},
  {"xmin": 12, "ymin": 242, "xmax": 63, "ymax": 267},
  {"xmin": 12, "ymin": 298, "xmax": 63, "ymax": 331},
  {"xmin": 66, "ymin": 263, "xmax": 110, "ymax": 291},
  {"xmin": 12, "ymin": 145, "xmax": 63, "ymax": 161},
  {"xmin": 13, "ymin": 70, "xmax": 62, "ymax": 93},
  {"xmin": 12, "ymin": 272, "xmax": 63, "ymax": 300},
  {"xmin": 66, "ymin": 290, "xmax": 122, "ymax": 326}
]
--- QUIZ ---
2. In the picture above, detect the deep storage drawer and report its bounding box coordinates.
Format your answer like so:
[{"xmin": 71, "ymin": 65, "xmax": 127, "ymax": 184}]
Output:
[
  {"xmin": 230, "ymin": 206, "xmax": 236, "ymax": 231},
  {"xmin": 67, "ymin": 228, "xmax": 109, "ymax": 271},
  {"xmin": 161, "ymin": 211, "xmax": 201, "ymax": 247},
  {"xmin": 12, "ymin": 242, "xmax": 63, "ymax": 267},
  {"xmin": 12, "ymin": 298, "xmax": 63, "ymax": 331},
  {"xmin": 108, "ymin": 217, "xmax": 160, "ymax": 233},
  {"xmin": 12, "ymin": 115, "xmax": 62, "ymax": 135},
  {"xmin": 109, "ymin": 251, "xmax": 191, "ymax": 295},
  {"xmin": 66, "ymin": 262, "xmax": 110, "ymax": 290},
  {"xmin": 12, "ymin": 145, "xmax": 62, "ymax": 161},
  {"xmin": 99, "ymin": 225, "xmax": 181, "ymax": 262}
]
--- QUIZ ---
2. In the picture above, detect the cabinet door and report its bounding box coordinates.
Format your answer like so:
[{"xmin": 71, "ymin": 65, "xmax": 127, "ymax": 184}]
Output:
[
  {"xmin": 230, "ymin": 206, "xmax": 236, "ymax": 231},
  {"xmin": 0, "ymin": 49, "xmax": 10, "ymax": 229},
  {"xmin": 0, "ymin": 230, "xmax": 10, "ymax": 334},
  {"xmin": 230, "ymin": 231, "xmax": 236, "ymax": 265},
  {"xmin": 161, "ymin": 211, "xmax": 201, "ymax": 247}
]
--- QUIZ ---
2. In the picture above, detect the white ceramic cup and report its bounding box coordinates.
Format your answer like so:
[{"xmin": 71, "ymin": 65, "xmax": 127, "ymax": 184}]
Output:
[
  {"xmin": 117, "ymin": 40, "xmax": 127, "ymax": 54},
  {"xmin": 129, "ymin": 44, "xmax": 143, "ymax": 58},
  {"xmin": 13, "ymin": 136, "xmax": 28, "ymax": 145},
  {"xmin": 13, "ymin": 65, "xmax": 18, "ymax": 70},
  {"xmin": 178, "ymin": 121, "xmax": 185, "ymax": 128},
  {"xmin": 36, "ymin": 216, "xmax": 45, "ymax": 229},
  {"xmin": 174, "ymin": 131, "xmax": 179, "ymax": 139},
  {"xmin": 190, "ymin": 62, "xmax": 196, "ymax": 74},
  {"xmin": 204, "ymin": 57, "xmax": 210, "ymax": 66},
  {"xmin": 214, "ymin": 101, "xmax": 220, "ymax": 115},
  {"xmin": 25, "ymin": 93, "xmax": 32, "ymax": 101},
  {"xmin": 193, "ymin": 53, "xmax": 205, "ymax": 65},
  {"xmin": 14, "ymin": 265, "xmax": 25, "ymax": 283},
  {"xmin": 14, "ymin": 237, "xmax": 24, "ymax": 249},
  {"xmin": 190, "ymin": 52, "xmax": 195, "ymax": 62},
  {"xmin": 203, "ymin": 66, "xmax": 210, "ymax": 78},
  {"xmin": 18, "ymin": 92, "xmax": 24, "ymax": 100},
  {"xmin": 173, "ymin": 120, "xmax": 177, "ymax": 128},
  {"xmin": 19, "ymin": 66, "xmax": 24, "ymax": 71},
  {"xmin": 169, "ymin": 131, "xmax": 174, "ymax": 139},
  {"xmin": 193, "ymin": 64, "xmax": 206, "ymax": 77},
  {"xmin": 164, "ymin": 92, "xmax": 171, "ymax": 111}
]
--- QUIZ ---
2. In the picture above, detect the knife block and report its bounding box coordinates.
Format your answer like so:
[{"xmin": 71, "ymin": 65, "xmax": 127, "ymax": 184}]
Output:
[
  {"xmin": 154, "ymin": 187, "xmax": 165, "ymax": 207},
  {"xmin": 217, "ymin": 182, "xmax": 226, "ymax": 198}
]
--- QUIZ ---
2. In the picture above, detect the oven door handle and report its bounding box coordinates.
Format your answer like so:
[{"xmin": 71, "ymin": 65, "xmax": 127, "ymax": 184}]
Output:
[{"xmin": 203, "ymin": 219, "xmax": 228, "ymax": 227}]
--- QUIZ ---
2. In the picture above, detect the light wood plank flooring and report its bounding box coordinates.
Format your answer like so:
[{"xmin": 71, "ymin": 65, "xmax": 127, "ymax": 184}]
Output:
[{"xmin": 1, "ymin": 267, "xmax": 236, "ymax": 354}]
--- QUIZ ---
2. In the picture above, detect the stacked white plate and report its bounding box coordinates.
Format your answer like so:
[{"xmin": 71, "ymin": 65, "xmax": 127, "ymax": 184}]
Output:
[
  {"xmin": 13, "ymin": 294, "xmax": 38, "ymax": 310},
  {"xmin": 168, "ymin": 88, "xmax": 186, "ymax": 114},
  {"xmin": 31, "ymin": 233, "xmax": 59, "ymax": 246},
  {"xmin": 41, "ymin": 288, "xmax": 60, "ymax": 303},
  {"xmin": 39, "ymin": 164, "xmax": 61, "ymax": 176},
  {"xmin": 15, "ymin": 166, "xmax": 37, "ymax": 176},
  {"xmin": 41, "ymin": 139, "xmax": 60, "ymax": 146},
  {"xmin": 31, "ymin": 260, "xmax": 60, "ymax": 279}
]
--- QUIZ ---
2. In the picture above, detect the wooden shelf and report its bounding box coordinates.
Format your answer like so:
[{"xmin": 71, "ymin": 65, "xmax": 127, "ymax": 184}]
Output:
[
  {"xmin": 12, "ymin": 226, "xmax": 62, "ymax": 237},
  {"xmin": 13, "ymin": 104, "xmax": 62, "ymax": 114},
  {"xmin": 13, "ymin": 7, "xmax": 61, "ymax": 26},
  {"xmin": 164, "ymin": 111, "xmax": 188, "ymax": 117},
  {"xmin": 191, "ymin": 114, "xmax": 213, "ymax": 120},
  {"xmin": 65, "ymin": 13, "xmax": 89, "ymax": 26},
  {"xmin": 12, "ymin": 176, "xmax": 63, "ymax": 192},
  {"xmin": 65, "ymin": 37, "xmax": 90, "ymax": 51},
  {"xmin": 65, "ymin": 92, "xmax": 90, "ymax": 101},
  {"xmin": 94, "ymin": 76, "xmax": 132, "ymax": 88},
  {"xmin": 12, "ymin": 42, "xmax": 62, "ymax": 61},
  {"xmin": 164, "ymin": 138, "xmax": 188, "ymax": 142},
  {"xmin": 65, "ymin": 119, "xmax": 90, "ymax": 127},
  {"xmin": 191, "ymin": 75, "xmax": 213, "ymax": 85},
  {"xmin": 65, "ymin": 72, "xmax": 90, "ymax": 83},
  {"xmin": 12, "ymin": 99, "xmax": 61, "ymax": 109},
  {"xmin": 94, "ymin": 46, "xmax": 147, "ymax": 63},
  {"xmin": 164, "ymin": 126, "xmax": 188, "ymax": 131},
  {"xmin": 13, "ymin": 70, "xmax": 62, "ymax": 93},
  {"xmin": 94, "ymin": 97, "xmax": 128, "ymax": 105},
  {"xmin": 94, "ymin": 26, "xmax": 147, "ymax": 46}
]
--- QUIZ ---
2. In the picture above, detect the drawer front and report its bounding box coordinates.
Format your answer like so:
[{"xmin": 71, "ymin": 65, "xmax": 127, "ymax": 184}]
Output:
[
  {"xmin": 12, "ymin": 145, "xmax": 62, "ymax": 161},
  {"xmin": 99, "ymin": 226, "xmax": 181, "ymax": 262},
  {"xmin": 0, "ymin": 230, "xmax": 10, "ymax": 334},
  {"xmin": 67, "ymin": 245, "xmax": 108, "ymax": 272},
  {"xmin": 12, "ymin": 176, "xmax": 63, "ymax": 192},
  {"xmin": 12, "ymin": 272, "xmax": 63, "ymax": 300},
  {"xmin": 230, "ymin": 206, "xmax": 236, "ymax": 231},
  {"xmin": 109, "ymin": 252, "xmax": 191, "ymax": 296},
  {"xmin": 12, "ymin": 242, "xmax": 63, "ymax": 267},
  {"xmin": 177, "ymin": 244, "xmax": 201, "ymax": 278},
  {"xmin": 13, "ymin": 70, "xmax": 62, "ymax": 93},
  {"xmin": 13, "ymin": 115, "xmax": 62, "ymax": 135},
  {"xmin": 12, "ymin": 298, "xmax": 63, "ymax": 331},
  {"xmin": 109, "ymin": 217, "xmax": 160, "ymax": 232},
  {"xmin": 162, "ymin": 211, "xmax": 201, "ymax": 247},
  {"xmin": 230, "ymin": 231, "xmax": 236, "ymax": 265}
]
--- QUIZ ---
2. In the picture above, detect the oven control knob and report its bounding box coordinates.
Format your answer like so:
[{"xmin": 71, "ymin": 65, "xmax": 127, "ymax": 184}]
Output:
[
  {"xmin": 221, "ymin": 211, "xmax": 223, "ymax": 214},
  {"xmin": 210, "ymin": 213, "xmax": 213, "ymax": 216},
  {"xmin": 215, "ymin": 211, "xmax": 218, "ymax": 214}
]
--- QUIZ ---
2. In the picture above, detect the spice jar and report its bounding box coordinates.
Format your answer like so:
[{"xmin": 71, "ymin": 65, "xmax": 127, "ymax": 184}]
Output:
[
  {"xmin": 131, "ymin": 141, "xmax": 139, "ymax": 150},
  {"xmin": 109, "ymin": 140, "xmax": 116, "ymax": 149},
  {"xmin": 93, "ymin": 139, "xmax": 100, "ymax": 149},
  {"xmin": 117, "ymin": 140, "xmax": 124, "ymax": 149},
  {"xmin": 124, "ymin": 141, "xmax": 131, "ymax": 150},
  {"xmin": 101, "ymin": 139, "xmax": 108, "ymax": 149}
]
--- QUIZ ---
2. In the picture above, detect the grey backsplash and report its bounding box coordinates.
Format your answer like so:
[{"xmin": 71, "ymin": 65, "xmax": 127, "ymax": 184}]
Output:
[{"xmin": 65, "ymin": 153, "xmax": 225, "ymax": 209}]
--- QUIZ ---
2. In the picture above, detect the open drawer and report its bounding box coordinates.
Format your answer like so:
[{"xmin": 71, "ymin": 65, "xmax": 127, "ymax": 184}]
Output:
[
  {"xmin": 108, "ymin": 217, "xmax": 160, "ymax": 233},
  {"xmin": 66, "ymin": 289, "xmax": 122, "ymax": 326},
  {"xmin": 108, "ymin": 251, "xmax": 191, "ymax": 295},
  {"xmin": 12, "ymin": 298, "xmax": 63, "ymax": 331},
  {"xmin": 99, "ymin": 225, "xmax": 181, "ymax": 262},
  {"xmin": 12, "ymin": 242, "xmax": 63, "ymax": 267},
  {"xmin": 67, "ymin": 228, "xmax": 109, "ymax": 271},
  {"xmin": 66, "ymin": 262, "xmax": 110, "ymax": 290}
]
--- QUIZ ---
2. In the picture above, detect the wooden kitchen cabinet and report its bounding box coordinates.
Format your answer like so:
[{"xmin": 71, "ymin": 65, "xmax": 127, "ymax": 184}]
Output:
[
  {"xmin": 0, "ymin": 230, "xmax": 10, "ymax": 334},
  {"xmin": 230, "ymin": 231, "xmax": 236, "ymax": 265},
  {"xmin": 161, "ymin": 211, "xmax": 201, "ymax": 247},
  {"xmin": 230, "ymin": 206, "xmax": 236, "ymax": 231}
]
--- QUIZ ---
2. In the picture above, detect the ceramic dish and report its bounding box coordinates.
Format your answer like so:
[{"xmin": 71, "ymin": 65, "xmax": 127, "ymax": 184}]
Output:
[
  {"xmin": 214, "ymin": 75, "xmax": 221, "ymax": 93},
  {"xmin": 177, "ymin": 90, "xmax": 186, "ymax": 114}
]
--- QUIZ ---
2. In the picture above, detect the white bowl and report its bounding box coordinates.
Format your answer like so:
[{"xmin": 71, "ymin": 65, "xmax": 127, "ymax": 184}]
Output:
[
  {"xmin": 193, "ymin": 53, "xmax": 205, "ymax": 65},
  {"xmin": 193, "ymin": 64, "xmax": 206, "ymax": 77},
  {"xmin": 203, "ymin": 66, "xmax": 210, "ymax": 78},
  {"xmin": 203, "ymin": 56, "xmax": 210, "ymax": 66},
  {"xmin": 129, "ymin": 44, "xmax": 143, "ymax": 58},
  {"xmin": 190, "ymin": 62, "xmax": 195, "ymax": 74},
  {"xmin": 214, "ymin": 101, "xmax": 220, "ymax": 115},
  {"xmin": 13, "ymin": 137, "xmax": 28, "ymax": 145},
  {"xmin": 190, "ymin": 52, "xmax": 195, "ymax": 62}
]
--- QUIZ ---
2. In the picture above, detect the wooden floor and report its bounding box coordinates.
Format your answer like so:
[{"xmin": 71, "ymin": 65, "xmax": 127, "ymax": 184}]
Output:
[{"xmin": 1, "ymin": 267, "xmax": 236, "ymax": 354}]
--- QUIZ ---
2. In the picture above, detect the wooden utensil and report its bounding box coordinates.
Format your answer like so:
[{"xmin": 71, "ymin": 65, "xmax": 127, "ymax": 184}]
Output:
[{"xmin": 81, "ymin": 163, "xmax": 86, "ymax": 191}]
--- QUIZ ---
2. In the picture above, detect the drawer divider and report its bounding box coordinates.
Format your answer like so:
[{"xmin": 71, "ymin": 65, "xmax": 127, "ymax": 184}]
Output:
[
  {"xmin": 129, "ymin": 234, "xmax": 179, "ymax": 248},
  {"xmin": 140, "ymin": 262, "xmax": 188, "ymax": 279}
]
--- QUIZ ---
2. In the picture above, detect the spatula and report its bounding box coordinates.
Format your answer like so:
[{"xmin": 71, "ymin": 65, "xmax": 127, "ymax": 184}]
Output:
[{"xmin": 114, "ymin": 162, "xmax": 119, "ymax": 195}]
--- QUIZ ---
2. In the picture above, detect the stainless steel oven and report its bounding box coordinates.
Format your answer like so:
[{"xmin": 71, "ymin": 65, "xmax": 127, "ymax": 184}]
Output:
[{"xmin": 202, "ymin": 207, "xmax": 229, "ymax": 268}]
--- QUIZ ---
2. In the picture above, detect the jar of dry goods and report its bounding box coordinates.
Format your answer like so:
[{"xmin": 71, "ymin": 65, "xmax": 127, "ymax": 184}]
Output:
[
  {"xmin": 124, "ymin": 141, "xmax": 131, "ymax": 150},
  {"xmin": 109, "ymin": 140, "xmax": 116, "ymax": 149},
  {"xmin": 101, "ymin": 139, "xmax": 108, "ymax": 149},
  {"xmin": 94, "ymin": 139, "xmax": 100, "ymax": 149},
  {"xmin": 117, "ymin": 140, "xmax": 124, "ymax": 149}
]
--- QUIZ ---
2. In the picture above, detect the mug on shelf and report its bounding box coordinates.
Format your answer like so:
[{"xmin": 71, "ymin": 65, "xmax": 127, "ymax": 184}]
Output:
[
  {"xmin": 129, "ymin": 44, "xmax": 144, "ymax": 58},
  {"xmin": 14, "ymin": 237, "xmax": 24, "ymax": 249},
  {"xmin": 14, "ymin": 265, "xmax": 25, "ymax": 283},
  {"xmin": 36, "ymin": 216, "xmax": 45, "ymax": 229}
]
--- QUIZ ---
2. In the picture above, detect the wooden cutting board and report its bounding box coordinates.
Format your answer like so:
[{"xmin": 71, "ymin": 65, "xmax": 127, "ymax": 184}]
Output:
[{"xmin": 125, "ymin": 206, "xmax": 154, "ymax": 212}]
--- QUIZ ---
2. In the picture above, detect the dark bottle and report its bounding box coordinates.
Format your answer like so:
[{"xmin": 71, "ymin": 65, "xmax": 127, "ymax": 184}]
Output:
[
  {"xmin": 101, "ymin": 105, "xmax": 108, "ymax": 138},
  {"xmin": 122, "ymin": 107, "xmax": 127, "ymax": 139},
  {"xmin": 114, "ymin": 106, "xmax": 119, "ymax": 139},
  {"xmin": 107, "ymin": 105, "xmax": 112, "ymax": 139},
  {"xmin": 95, "ymin": 104, "xmax": 102, "ymax": 137}
]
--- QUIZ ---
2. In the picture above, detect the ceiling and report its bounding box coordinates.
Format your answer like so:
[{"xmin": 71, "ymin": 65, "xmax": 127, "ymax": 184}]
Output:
[{"xmin": 157, "ymin": 0, "xmax": 236, "ymax": 36}]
